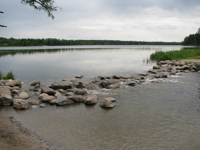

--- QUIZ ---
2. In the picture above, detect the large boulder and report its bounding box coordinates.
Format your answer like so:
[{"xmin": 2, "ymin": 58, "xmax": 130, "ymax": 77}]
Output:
[
  {"xmin": 68, "ymin": 95, "xmax": 86, "ymax": 103},
  {"xmin": 84, "ymin": 95, "xmax": 98, "ymax": 105},
  {"xmin": 41, "ymin": 86, "xmax": 56, "ymax": 95},
  {"xmin": 5, "ymin": 79, "xmax": 22, "ymax": 87},
  {"xmin": 75, "ymin": 89, "xmax": 87, "ymax": 95},
  {"xmin": 100, "ymin": 97, "xmax": 116, "ymax": 108},
  {"xmin": 0, "ymin": 86, "xmax": 13, "ymax": 106},
  {"xmin": 50, "ymin": 82, "xmax": 72, "ymax": 90},
  {"xmin": 18, "ymin": 91, "xmax": 29, "ymax": 99},
  {"xmin": 56, "ymin": 96, "xmax": 74, "ymax": 106},
  {"xmin": 13, "ymin": 99, "xmax": 31, "ymax": 110}
]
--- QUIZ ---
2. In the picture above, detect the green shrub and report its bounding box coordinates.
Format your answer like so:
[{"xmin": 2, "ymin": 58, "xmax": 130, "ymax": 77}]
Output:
[
  {"xmin": 0, "ymin": 71, "xmax": 15, "ymax": 80},
  {"xmin": 0, "ymin": 71, "xmax": 3, "ymax": 80}
]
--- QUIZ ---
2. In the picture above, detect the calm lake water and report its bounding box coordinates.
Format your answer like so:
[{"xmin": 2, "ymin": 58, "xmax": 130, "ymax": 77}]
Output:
[{"xmin": 1, "ymin": 45, "xmax": 200, "ymax": 149}]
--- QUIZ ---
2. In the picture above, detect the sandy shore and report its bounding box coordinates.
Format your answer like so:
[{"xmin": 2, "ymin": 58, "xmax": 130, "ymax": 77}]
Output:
[{"xmin": 0, "ymin": 113, "xmax": 55, "ymax": 150}]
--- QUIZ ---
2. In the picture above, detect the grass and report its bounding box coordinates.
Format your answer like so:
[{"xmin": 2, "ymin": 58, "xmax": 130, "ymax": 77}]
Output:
[
  {"xmin": 150, "ymin": 49, "xmax": 200, "ymax": 62},
  {"xmin": 0, "ymin": 71, "xmax": 15, "ymax": 80}
]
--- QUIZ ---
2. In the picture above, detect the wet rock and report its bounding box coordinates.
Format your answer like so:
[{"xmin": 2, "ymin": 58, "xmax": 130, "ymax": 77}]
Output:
[
  {"xmin": 5, "ymin": 79, "xmax": 22, "ymax": 87},
  {"xmin": 18, "ymin": 91, "xmax": 29, "ymax": 99},
  {"xmin": 0, "ymin": 86, "xmax": 13, "ymax": 106},
  {"xmin": 49, "ymin": 99, "xmax": 57, "ymax": 105},
  {"xmin": 75, "ymin": 75, "xmax": 84, "ymax": 78},
  {"xmin": 42, "ymin": 96, "xmax": 55, "ymax": 103},
  {"xmin": 75, "ymin": 89, "xmax": 87, "ymax": 95},
  {"xmin": 107, "ymin": 83, "xmax": 120, "ymax": 89},
  {"xmin": 39, "ymin": 93, "xmax": 49, "ymax": 99},
  {"xmin": 73, "ymin": 79, "xmax": 95, "ymax": 87},
  {"xmin": 50, "ymin": 82, "xmax": 72, "ymax": 90},
  {"xmin": 41, "ymin": 86, "xmax": 56, "ymax": 95},
  {"xmin": 30, "ymin": 81, "xmax": 40, "ymax": 86},
  {"xmin": 86, "ymin": 84, "xmax": 101, "ymax": 91},
  {"xmin": 120, "ymin": 75, "xmax": 133, "ymax": 79},
  {"xmin": 100, "ymin": 97, "xmax": 116, "ymax": 108},
  {"xmin": 28, "ymin": 99, "xmax": 41, "ymax": 105},
  {"xmin": 127, "ymin": 81, "xmax": 136, "ymax": 86},
  {"xmin": 84, "ymin": 95, "xmax": 98, "ymax": 105},
  {"xmin": 74, "ymin": 82, "xmax": 85, "ymax": 88},
  {"xmin": 55, "ymin": 91, "xmax": 63, "ymax": 97},
  {"xmin": 99, "ymin": 80, "xmax": 111, "ymax": 88},
  {"xmin": 59, "ymin": 89, "xmax": 68, "ymax": 94},
  {"xmin": 13, "ymin": 99, "xmax": 31, "ymax": 110},
  {"xmin": 11, "ymin": 89, "xmax": 19, "ymax": 95},
  {"xmin": 68, "ymin": 95, "xmax": 86, "ymax": 103},
  {"xmin": 153, "ymin": 65, "xmax": 160, "ymax": 69},
  {"xmin": 148, "ymin": 69, "xmax": 157, "ymax": 74},
  {"xmin": 40, "ymin": 103, "xmax": 46, "ymax": 107},
  {"xmin": 112, "ymin": 75, "xmax": 120, "ymax": 79},
  {"xmin": 56, "ymin": 96, "xmax": 74, "ymax": 106}
]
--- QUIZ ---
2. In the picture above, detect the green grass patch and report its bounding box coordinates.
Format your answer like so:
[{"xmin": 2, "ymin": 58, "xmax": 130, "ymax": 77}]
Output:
[
  {"xmin": 150, "ymin": 49, "xmax": 200, "ymax": 62},
  {"xmin": 0, "ymin": 71, "xmax": 15, "ymax": 80}
]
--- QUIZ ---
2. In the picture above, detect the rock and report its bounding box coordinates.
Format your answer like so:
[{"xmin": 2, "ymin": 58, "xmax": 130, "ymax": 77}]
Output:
[
  {"xmin": 49, "ymin": 99, "xmax": 57, "ymax": 105},
  {"xmin": 55, "ymin": 91, "xmax": 62, "ymax": 97},
  {"xmin": 153, "ymin": 65, "xmax": 160, "ymax": 69},
  {"xmin": 11, "ymin": 89, "xmax": 19, "ymax": 95},
  {"xmin": 5, "ymin": 79, "xmax": 22, "ymax": 87},
  {"xmin": 138, "ymin": 73, "xmax": 148, "ymax": 76},
  {"xmin": 100, "ymin": 97, "xmax": 116, "ymax": 108},
  {"xmin": 160, "ymin": 73, "xmax": 168, "ymax": 78},
  {"xmin": 40, "ymin": 103, "xmax": 46, "ymax": 107},
  {"xmin": 39, "ymin": 93, "xmax": 49, "ymax": 99},
  {"xmin": 30, "ymin": 81, "xmax": 40, "ymax": 86},
  {"xmin": 56, "ymin": 96, "xmax": 74, "ymax": 106},
  {"xmin": 67, "ymin": 89, "xmax": 75, "ymax": 92},
  {"xmin": 75, "ymin": 89, "xmax": 87, "ymax": 95},
  {"xmin": 59, "ymin": 89, "xmax": 68, "ymax": 94},
  {"xmin": 120, "ymin": 75, "xmax": 133, "ymax": 79},
  {"xmin": 28, "ymin": 99, "xmax": 41, "ymax": 105},
  {"xmin": 74, "ymin": 82, "xmax": 85, "ymax": 88},
  {"xmin": 50, "ymin": 82, "xmax": 72, "ymax": 90},
  {"xmin": 65, "ymin": 92, "xmax": 74, "ymax": 96},
  {"xmin": 112, "ymin": 75, "xmax": 120, "ymax": 79},
  {"xmin": 35, "ymin": 84, "xmax": 40, "ymax": 88},
  {"xmin": 68, "ymin": 95, "xmax": 86, "ymax": 103},
  {"xmin": 86, "ymin": 84, "xmax": 101, "ymax": 91},
  {"xmin": 35, "ymin": 92, "xmax": 40, "ymax": 96},
  {"xmin": 148, "ymin": 69, "xmax": 157, "ymax": 74},
  {"xmin": 107, "ymin": 83, "xmax": 120, "ymax": 89},
  {"xmin": 99, "ymin": 80, "xmax": 111, "ymax": 88},
  {"xmin": 72, "ymin": 79, "xmax": 95, "ymax": 87},
  {"xmin": 42, "ymin": 96, "xmax": 55, "ymax": 103},
  {"xmin": 0, "ymin": 86, "xmax": 13, "ymax": 106},
  {"xmin": 75, "ymin": 75, "xmax": 84, "ymax": 78},
  {"xmin": 41, "ymin": 86, "xmax": 56, "ymax": 95},
  {"xmin": 18, "ymin": 91, "xmax": 29, "ymax": 99},
  {"xmin": 127, "ymin": 81, "xmax": 136, "ymax": 86},
  {"xmin": 13, "ymin": 99, "xmax": 31, "ymax": 110},
  {"xmin": 84, "ymin": 95, "xmax": 98, "ymax": 105}
]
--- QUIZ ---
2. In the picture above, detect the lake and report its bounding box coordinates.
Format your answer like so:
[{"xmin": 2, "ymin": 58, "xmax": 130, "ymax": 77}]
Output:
[{"xmin": 0, "ymin": 45, "xmax": 200, "ymax": 149}]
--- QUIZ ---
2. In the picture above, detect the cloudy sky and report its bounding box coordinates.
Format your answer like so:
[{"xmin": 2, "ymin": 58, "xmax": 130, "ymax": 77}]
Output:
[{"xmin": 1, "ymin": 0, "xmax": 200, "ymax": 42}]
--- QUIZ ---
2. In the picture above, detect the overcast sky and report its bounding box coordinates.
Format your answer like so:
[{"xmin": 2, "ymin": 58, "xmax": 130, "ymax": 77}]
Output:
[{"xmin": 1, "ymin": 0, "xmax": 200, "ymax": 42}]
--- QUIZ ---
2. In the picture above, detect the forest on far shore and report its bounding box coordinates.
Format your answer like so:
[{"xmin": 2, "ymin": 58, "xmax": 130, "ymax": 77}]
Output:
[{"xmin": 0, "ymin": 37, "xmax": 181, "ymax": 46}]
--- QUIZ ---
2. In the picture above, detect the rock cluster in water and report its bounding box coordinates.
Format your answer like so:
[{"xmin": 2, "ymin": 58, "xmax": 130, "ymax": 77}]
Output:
[{"xmin": 0, "ymin": 60, "xmax": 199, "ymax": 110}]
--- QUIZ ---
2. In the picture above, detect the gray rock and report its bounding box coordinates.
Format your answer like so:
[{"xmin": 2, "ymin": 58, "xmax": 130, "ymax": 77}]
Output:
[
  {"xmin": 55, "ymin": 91, "xmax": 63, "ymax": 97},
  {"xmin": 13, "ymin": 99, "xmax": 31, "ymax": 110},
  {"xmin": 75, "ymin": 75, "xmax": 84, "ymax": 78},
  {"xmin": 99, "ymin": 80, "xmax": 111, "ymax": 88},
  {"xmin": 49, "ymin": 99, "xmax": 57, "ymax": 105},
  {"xmin": 18, "ymin": 91, "xmax": 29, "ymax": 99},
  {"xmin": 68, "ymin": 95, "xmax": 86, "ymax": 103},
  {"xmin": 112, "ymin": 75, "xmax": 120, "ymax": 79},
  {"xmin": 50, "ymin": 82, "xmax": 72, "ymax": 90},
  {"xmin": 30, "ymin": 81, "xmax": 40, "ymax": 86},
  {"xmin": 39, "ymin": 93, "xmax": 49, "ymax": 99},
  {"xmin": 74, "ymin": 82, "xmax": 85, "ymax": 88},
  {"xmin": 153, "ymin": 65, "xmax": 160, "ymax": 69},
  {"xmin": 75, "ymin": 89, "xmax": 87, "ymax": 95},
  {"xmin": 0, "ymin": 86, "xmax": 13, "ymax": 106},
  {"xmin": 11, "ymin": 89, "xmax": 19, "ymax": 95},
  {"xmin": 65, "ymin": 92, "xmax": 74, "ymax": 96},
  {"xmin": 148, "ymin": 69, "xmax": 157, "ymax": 74},
  {"xmin": 56, "ymin": 96, "xmax": 74, "ymax": 106},
  {"xmin": 28, "ymin": 99, "xmax": 41, "ymax": 105},
  {"xmin": 59, "ymin": 89, "xmax": 68, "ymax": 94},
  {"xmin": 84, "ymin": 95, "xmax": 98, "ymax": 105},
  {"xmin": 41, "ymin": 86, "xmax": 56, "ymax": 95},
  {"xmin": 5, "ymin": 79, "xmax": 22, "ymax": 87},
  {"xmin": 107, "ymin": 83, "xmax": 120, "ymax": 89},
  {"xmin": 100, "ymin": 97, "xmax": 116, "ymax": 108}
]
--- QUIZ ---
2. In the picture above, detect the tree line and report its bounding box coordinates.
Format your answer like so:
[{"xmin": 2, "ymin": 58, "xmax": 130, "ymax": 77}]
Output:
[
  {"xmin": 182, "ymin": 33, "xmax": 200, "ymax": 46},
  {"xmin": 0, "ymin": 37, "xmax": 181, "ymax": 46}
]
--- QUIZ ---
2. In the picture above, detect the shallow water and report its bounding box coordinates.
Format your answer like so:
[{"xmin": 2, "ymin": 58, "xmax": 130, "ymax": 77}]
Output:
[
  {"xmin": 1, "ymin": 45, "xmax": 200, "ymax": 149},
  {"xmin": 1, "ymin": 73, "xmax": 200, "ymax": 149}
]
